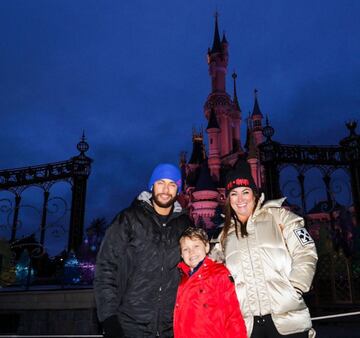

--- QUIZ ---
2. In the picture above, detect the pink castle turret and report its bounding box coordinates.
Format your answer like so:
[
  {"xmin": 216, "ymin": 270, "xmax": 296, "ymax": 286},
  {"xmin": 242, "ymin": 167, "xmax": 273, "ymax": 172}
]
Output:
[
  {"xmin": 190, "ymin": 163, "xmax": 220, "ymax": 229},
  {"xmin": 251, "ymin": 89, "xmax": 264, "ymax": 146},
  {"xmin": 204, "ymin": 13, "xmax": 242, "ymax": 161},
  {"xmin": 206, "ymin": 108, "xmax": 221, "ymax": 181}
]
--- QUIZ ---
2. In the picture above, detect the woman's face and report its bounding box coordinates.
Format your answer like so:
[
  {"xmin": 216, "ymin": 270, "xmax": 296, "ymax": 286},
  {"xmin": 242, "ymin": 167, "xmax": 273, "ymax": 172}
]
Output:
[{"xmin": 229, "ymin": 187, "xmax": 256, "ymax": 222}]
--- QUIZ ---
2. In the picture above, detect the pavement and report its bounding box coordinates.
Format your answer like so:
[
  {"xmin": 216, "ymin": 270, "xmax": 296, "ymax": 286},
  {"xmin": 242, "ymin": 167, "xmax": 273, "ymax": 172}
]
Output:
[{"xmin": 313, "ymin": 314, "xmax": 360, "ymax": 338}]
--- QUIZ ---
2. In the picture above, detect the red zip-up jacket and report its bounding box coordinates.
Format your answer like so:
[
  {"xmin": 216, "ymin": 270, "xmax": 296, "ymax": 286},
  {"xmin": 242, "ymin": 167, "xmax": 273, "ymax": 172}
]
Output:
[{"xmin": 174, "ymin": 256, "xmax": 247, "ymax": 338}]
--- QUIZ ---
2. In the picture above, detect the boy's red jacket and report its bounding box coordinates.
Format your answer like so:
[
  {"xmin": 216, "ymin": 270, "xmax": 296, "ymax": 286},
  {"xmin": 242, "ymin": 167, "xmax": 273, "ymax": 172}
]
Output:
[{"xmin": 174, "ymin": 256, "xmax": 247, "ymax": 338}]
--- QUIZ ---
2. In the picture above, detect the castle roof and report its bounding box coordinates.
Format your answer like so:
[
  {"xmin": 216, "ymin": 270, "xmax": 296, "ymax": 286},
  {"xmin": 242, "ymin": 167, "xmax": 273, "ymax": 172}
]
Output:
[
  {"xmin": 189, "ymin": 133, "xmax": 207, "ymax": 164},
  {"xmin": 252, "ymin": 89, "xmax": 263, "ymax": 118},
  {"xmin": 194, "ymin": 162, "xmax": 218, "ymax": 191},
  {"xmin": 221, "ymin": 32, "xmax": 228, "ymax": 44},
  {"xmin": 206, "ymin": 108, "xmax": 220, "ymax": 130},
  {"xmin": 211, "ymin": 13, "xmax": 222, "ymax": 54}
]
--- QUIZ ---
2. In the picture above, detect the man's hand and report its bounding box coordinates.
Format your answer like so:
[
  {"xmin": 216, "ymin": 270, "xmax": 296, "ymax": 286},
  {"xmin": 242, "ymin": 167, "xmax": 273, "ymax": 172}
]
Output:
[{"xmin": 102, "ymin": 315, "xmax": 125, "ymax": 338}]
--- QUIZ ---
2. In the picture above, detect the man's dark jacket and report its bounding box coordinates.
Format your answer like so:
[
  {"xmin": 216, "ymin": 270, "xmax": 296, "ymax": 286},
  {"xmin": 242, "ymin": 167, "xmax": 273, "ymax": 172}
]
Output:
[{"xmin": 94, "ymin": 191, "xmax": 191, "ymax": 337}]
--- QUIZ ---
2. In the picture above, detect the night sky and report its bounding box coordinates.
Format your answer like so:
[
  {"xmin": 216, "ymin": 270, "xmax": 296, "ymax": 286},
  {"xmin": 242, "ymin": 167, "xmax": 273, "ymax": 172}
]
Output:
[{"xmin": 0, "ymin": 1, "xmax": 359, "ymax": 255}]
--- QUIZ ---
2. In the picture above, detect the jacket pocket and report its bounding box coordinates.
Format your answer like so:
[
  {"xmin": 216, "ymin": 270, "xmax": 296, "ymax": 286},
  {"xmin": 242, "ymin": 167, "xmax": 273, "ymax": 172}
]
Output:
[
  {"xmin": 268, "ymin": 272, "xmax": 306, "ymax": 314},
  {"xmin": 272, "ymin": 307, "xmax": 312, "ymax": 335}
]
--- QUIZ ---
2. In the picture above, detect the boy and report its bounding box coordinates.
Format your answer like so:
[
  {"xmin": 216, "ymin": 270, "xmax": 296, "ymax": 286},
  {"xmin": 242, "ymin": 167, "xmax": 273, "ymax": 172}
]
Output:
[{"xmin": 173, "ymin": 227, "xmax": 247, "ymax": 338}]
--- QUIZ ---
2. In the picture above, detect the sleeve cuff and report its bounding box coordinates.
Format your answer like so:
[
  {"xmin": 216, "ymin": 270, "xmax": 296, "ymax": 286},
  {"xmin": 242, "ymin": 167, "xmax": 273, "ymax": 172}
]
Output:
[{"xmin": 293, "ymin": 286, "xmax": 303, "ymax": 296}]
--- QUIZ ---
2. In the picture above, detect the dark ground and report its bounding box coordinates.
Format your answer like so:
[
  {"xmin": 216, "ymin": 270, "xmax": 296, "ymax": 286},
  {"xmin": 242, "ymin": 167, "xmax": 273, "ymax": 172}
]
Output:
[{"xmin": 312, "ymin": 311, "xmax": 360, "ymax": 337}]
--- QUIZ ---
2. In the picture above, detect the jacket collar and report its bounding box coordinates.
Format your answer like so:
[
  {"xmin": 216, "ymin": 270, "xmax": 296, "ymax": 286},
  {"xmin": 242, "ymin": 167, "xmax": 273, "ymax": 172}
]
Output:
[
  {"xmin": 252, "ymin": 194, "xmax": 286, "ymax": 218},
  {"xmin": 226, "ymin": 193, "xmax": 286, "ymax": 228},
  {"xmin": 178, "ymin": 256, "xmax": 211, "ymax": 276}
]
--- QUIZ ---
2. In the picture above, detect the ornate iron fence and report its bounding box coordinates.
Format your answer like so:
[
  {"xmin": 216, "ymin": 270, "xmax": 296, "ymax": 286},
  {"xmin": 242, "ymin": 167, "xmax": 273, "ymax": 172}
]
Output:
[
  {"xmin": 0, "ymin": 134, "xmax": 92, "ymax": 288},
  {"xmin": 259, "ymin": 121, "xmax": 360, "ymax": 305}
]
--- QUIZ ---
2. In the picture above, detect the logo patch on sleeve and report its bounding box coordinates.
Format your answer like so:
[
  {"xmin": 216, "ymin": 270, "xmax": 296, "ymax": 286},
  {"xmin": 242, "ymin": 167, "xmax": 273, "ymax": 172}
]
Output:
[{"xmin": 294, "ymin": 228, "xmax": 314, "ymax": 246}]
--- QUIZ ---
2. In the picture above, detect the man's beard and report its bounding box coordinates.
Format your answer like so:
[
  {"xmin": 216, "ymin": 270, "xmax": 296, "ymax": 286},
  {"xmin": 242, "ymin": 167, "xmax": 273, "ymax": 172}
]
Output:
[{"xmin": 152, "ymin": 190, "xmax": 177, "ymax": 209}]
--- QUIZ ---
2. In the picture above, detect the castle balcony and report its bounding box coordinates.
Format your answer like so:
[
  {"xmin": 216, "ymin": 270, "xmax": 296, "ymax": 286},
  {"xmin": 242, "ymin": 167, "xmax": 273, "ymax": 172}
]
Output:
[{"xmin": 192, "ymin": 190, "xmax": 218, "ymax": 201}]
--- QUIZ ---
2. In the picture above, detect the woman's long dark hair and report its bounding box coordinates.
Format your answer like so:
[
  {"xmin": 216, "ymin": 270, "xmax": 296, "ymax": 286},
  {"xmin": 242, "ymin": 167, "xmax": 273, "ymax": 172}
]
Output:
[{"xmin": 221, "ymin": 190, "xmax": 259, "ymax": 248}]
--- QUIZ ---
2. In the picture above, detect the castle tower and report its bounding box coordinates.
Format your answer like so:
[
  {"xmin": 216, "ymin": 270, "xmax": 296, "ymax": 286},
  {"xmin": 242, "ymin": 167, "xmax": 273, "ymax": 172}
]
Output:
[
  {"xmin": 181, "ymin": 14, "xmax": 269, "ymax": 227},
  {"xmin": 204, "ymin": 14, "xmax": 242, "ymax": 161},
  {"xmin": 207, "ymin": 13, "xmax": 228, "ymax": 93},
  {"xmin": 251, "ymin": 89, "xmax": 264, "ymax": 146},
  {"xmin": 206, "ymin": 108, "xmax": 221, "ymax": 181},
  {"xmin": 183, "ymin": 130, "xmax": 207, "ymax": 191},
  {"xmin": 244, "ymin": 106, "xmax": 264, "ymax": 189},
  {"xmin": 246, "ymin": 124, "xmax": 261, "ymax": 188},
  {"xmin": 190, "ymin": 163, "xmax": 219, "ymax": 229},
  {"xmin": 188, "ymin": 129, "xmax": 206, "ymax": 167},
  {"xmin": 231, "ymin": 72, "xmax": 242, "ymax": 152}
]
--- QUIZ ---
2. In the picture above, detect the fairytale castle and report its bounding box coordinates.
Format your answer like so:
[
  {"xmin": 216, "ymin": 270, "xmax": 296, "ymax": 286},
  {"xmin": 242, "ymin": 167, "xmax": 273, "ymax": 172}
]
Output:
[{"xmin": 179, "ymin": 15, "xmax": 265, "ymax": 229}]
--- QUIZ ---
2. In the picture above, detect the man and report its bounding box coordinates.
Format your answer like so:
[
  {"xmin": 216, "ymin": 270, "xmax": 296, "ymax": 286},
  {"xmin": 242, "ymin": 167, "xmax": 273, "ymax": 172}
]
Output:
[{"xmin": 94, "ymin": 163, "xmax": 192, "ymax": 338}]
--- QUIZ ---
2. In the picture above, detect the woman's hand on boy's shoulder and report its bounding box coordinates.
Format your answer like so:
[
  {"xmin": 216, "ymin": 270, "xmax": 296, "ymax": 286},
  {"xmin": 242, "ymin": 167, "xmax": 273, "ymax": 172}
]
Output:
[{"xmin": 209, "ymin": 246, "xmax": 225, "ymax": 263}]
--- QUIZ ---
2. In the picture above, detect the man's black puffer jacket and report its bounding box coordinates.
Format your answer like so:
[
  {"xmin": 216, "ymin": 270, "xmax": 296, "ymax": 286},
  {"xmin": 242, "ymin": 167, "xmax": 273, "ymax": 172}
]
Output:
[{"xmin": 94, "ymin": 191, "xmax": 192, "ymax": 338}]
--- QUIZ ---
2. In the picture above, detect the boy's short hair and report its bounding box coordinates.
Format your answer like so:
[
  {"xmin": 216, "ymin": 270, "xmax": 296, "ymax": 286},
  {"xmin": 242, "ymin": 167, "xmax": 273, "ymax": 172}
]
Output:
[{"xmin": 180, "ymin": 227, "xmax": 209, "ymax": 246}]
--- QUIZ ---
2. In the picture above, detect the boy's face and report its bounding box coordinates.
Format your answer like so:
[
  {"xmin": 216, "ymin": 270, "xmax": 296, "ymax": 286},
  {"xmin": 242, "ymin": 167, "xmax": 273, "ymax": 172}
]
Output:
[{"xmin": 180, "ymin": 237, "xmax": 210, "ymax": 270}]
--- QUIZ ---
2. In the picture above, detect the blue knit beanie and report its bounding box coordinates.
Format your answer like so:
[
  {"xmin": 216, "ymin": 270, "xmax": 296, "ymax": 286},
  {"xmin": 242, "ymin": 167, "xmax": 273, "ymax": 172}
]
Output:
[{"xmin": 148, "ymin": 163, "xmax": 182, "ymax": 192}]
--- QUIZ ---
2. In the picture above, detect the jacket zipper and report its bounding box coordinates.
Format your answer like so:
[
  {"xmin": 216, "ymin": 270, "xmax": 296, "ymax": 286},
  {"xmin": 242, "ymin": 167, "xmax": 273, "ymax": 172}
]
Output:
[
  {"xmin": 156, "ymin": 222, "xmax": 166, "ymax": 337},
  {"xmin": 145, "ymin": 202, "xmax": 184, "ymax": 336},
  {"xmin": 246, "ymin": 227, "xmax": 262, "ymax": 316}
]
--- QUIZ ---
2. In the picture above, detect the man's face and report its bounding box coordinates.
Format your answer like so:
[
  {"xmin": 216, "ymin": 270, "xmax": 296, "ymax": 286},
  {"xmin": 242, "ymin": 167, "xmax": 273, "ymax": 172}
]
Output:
[{"xmin": 152, "ymin": 178, "xmax": 178, "ymax": 209}]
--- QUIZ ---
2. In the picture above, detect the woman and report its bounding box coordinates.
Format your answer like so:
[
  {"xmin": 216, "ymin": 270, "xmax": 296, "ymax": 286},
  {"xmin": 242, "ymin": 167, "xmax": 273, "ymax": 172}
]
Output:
[{"xmin": 213, "ymin": 160, "xmax": 317, "ymax": 338}]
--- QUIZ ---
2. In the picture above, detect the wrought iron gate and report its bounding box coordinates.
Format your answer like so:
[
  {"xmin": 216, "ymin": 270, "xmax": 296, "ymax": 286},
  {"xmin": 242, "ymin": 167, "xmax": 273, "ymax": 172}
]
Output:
[
  {"xmin": 0, "ymin": 134, "xmax": 92, "ymax": 253},
  {"xmin": 259, "ymin": 121, "xmax": 360, "ymax": 305}
]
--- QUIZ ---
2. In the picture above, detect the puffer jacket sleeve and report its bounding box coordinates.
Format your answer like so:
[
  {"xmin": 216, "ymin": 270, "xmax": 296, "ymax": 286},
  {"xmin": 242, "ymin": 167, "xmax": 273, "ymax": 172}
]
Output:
[
  {"xmin": 220, "ymin": 269, "xmax": 247, "ymax": 338},
  {"xmin": 94, "ymin": 211, "xmax": 132, "ymax": 322},
  {"xmin": 277, "ymin": 207, "xmax": 318, "ymax": 293}
]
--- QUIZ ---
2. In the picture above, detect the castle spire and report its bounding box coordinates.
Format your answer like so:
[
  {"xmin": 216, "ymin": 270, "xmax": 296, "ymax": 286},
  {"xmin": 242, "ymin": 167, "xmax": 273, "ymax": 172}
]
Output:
[
  {"xmin": 232, "ymin": 72, "xmax": 241, "ymax": 112},
  {"xmin": 244, "ymin": 112, "xmax": 252, "ymax": 152},
  {"xmin": 251, "ymin": 90, "xmax": 264, "ymax": 145},
  {"xmin": 211, "ymin": 12, "xmax": 222, "ymax": 53},
  {"xmin": 252, "ymin": 89, "xmax": 263, "ymax": 118},
  {"xmin": 222, "ymin": 31, "xmax": 228, "ymax": 44}
]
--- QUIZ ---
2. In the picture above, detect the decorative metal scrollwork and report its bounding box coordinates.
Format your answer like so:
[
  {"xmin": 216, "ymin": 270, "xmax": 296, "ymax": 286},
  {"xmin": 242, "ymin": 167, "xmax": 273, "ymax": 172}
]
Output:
[
  {"xmin": 0, "ymin": 198, "xmax": 13, "ymax": 233},
  {"xmin": 0, "ymin": 134, "xmax": 92, "ymax": 255}
]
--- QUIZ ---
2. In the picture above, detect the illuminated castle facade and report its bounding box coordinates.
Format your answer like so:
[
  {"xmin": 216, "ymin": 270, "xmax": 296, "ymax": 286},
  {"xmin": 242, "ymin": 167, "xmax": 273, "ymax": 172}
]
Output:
[{"xmin": 179, "ymin": 15, "xmax": 266, "ymax": 228}]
